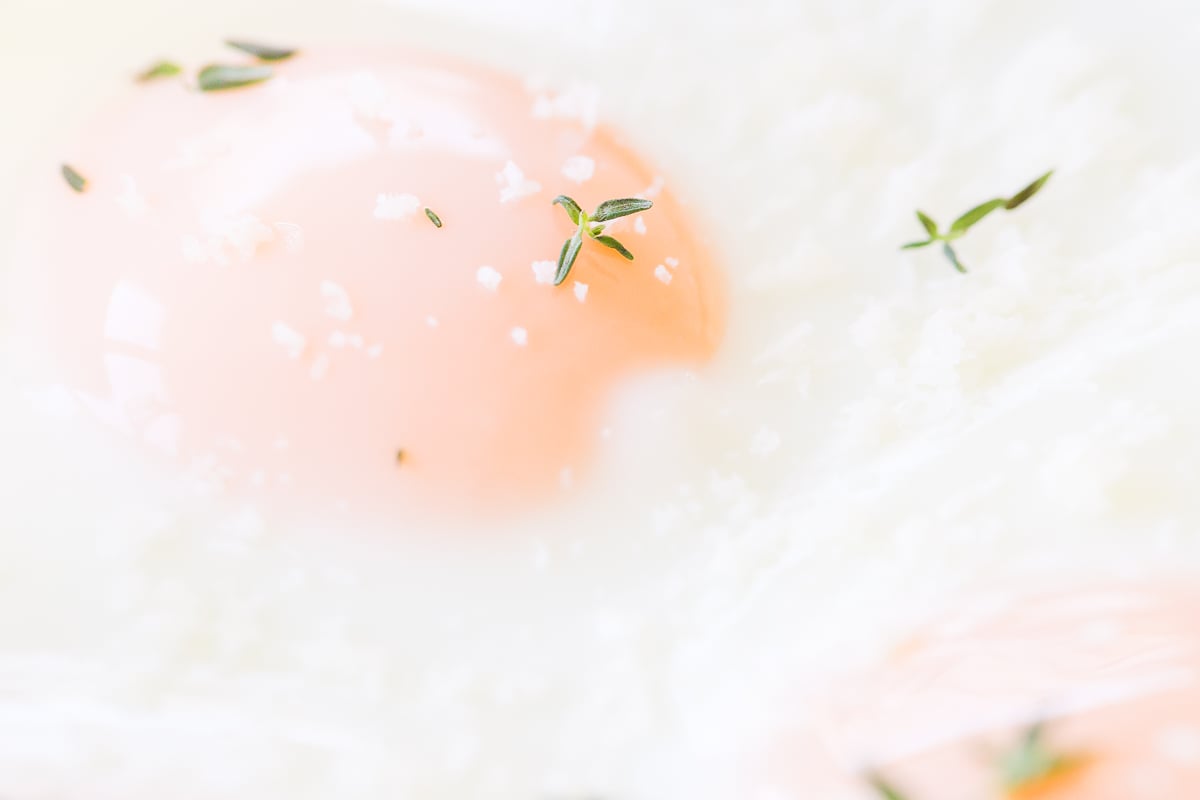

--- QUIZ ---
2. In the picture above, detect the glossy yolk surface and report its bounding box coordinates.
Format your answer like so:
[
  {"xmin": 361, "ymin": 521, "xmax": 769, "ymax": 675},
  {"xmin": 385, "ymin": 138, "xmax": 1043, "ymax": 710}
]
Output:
[
  {"xmin": 763, "ymin": 586, "xmax": 1200, "ymax": 799},
  {"xmin": 16, "ymin": 48, "xmax": 725, "ymax": 519}
]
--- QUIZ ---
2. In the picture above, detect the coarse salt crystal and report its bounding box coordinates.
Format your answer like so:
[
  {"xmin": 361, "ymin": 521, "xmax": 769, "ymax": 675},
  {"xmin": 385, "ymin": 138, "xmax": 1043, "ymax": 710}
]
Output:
[
  {"xmin": 477, "ymin": 266, "xmax": 503, "ymax": 291},
  {"xmin": 561, "ymin": 155, "xmax": 595, "ymax": 184},
  {"xmin": 309, "ymin": 353, "xmax": 330, "ymax": 381},
  {"xmin": 366, "ymin": 343, "xmax": 384, "ymax": 359},
  {"xmin": 574, "ymin": 281, "xmax": 589, "ymax": 302},
  {"xmin": 750, "ymin": 427, "xmax": 782, "ymax": 456},
  {"xmin": 181, "ymin": 235, "xmax": 207, "ymax": 264},
  {"xmin": 532, "ymin": 260, "xmax": 557, "ymax": 284},
  {"xmin": 104, "ymin": 280, "xmax": 165, "ymax": 351},
  {"xmin": 320, "ymin": 280, "xmax": 354, "ymax": 321},
  {"xmin": 496, "ymin": 160, "xmax": 541, "ymax": 203},
  {"xmin": 633, "ymin": 217, "xmax": 647, "ymax": 235},
  {"xmin": 665, "ymin": 256, "xmax": 679, "ymax": 267},
  {"xmin": 271, "ymin": 322, "xmax": 307, "ymax": 359},
  {"xmin": 373, "ymin": 193, "xmax": 420, "ymax": 220},
  {"xmin": 114, "ymin": 175, "xmax": 148, "ymax": 219},
  {"xmin": 654, "ymin": 265, "xmax": 673, "ymax": 285},
  {"xmin": 274, "ymin": 222, "xmax": 304, "ymax": 252},
  {"xmin": 511, "ymin": 326, "xmax": 528, "ymax": 346}
]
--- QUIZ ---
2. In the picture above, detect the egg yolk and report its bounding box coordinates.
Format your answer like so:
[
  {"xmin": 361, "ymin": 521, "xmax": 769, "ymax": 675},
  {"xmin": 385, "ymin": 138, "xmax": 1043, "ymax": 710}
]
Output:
[
  {"xmin": 14, "ymin": 47, "xmax": 726, "ymax": 519},
  {"xmin": 762, "ymin": 586, "xmax": 1200, "ymax": 799}
]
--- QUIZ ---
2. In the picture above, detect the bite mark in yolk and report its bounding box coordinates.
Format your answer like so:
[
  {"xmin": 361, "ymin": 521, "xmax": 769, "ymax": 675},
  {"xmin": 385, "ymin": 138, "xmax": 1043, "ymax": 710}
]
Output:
[{"xmin": 19, "ymin": 48, "xmax": 726, "ymax": 519}]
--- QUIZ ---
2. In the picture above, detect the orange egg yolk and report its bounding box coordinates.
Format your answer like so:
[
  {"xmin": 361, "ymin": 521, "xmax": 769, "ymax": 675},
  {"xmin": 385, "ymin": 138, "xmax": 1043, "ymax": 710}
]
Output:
[
  {"xmin": 762, "ymin": 587, "xmax": 1200, "ymax": 799},
  {"xmin": 14, "ymin": 47, "xmax": 726, "ymax": 519}
]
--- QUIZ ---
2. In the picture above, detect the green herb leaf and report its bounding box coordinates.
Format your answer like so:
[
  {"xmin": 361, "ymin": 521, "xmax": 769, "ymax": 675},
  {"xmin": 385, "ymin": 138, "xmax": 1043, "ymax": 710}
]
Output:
[
  {"xmin": 61, "ymin": 164, "xmax": 87, "ymax": 193},
  {"xmin": 943, "ymin": 242, "xmax": 967, "ymax": 273},
  {"xmin": 904, "ymin": 170, "xmax": 1054, "ymax": 274},
  {"xmin": 137, "ymin": 60, "xmax": 183, "ymax": 82},
  {"xmin": 224, "ymin": 40, "xmax": 297, "ymax": 61},
  {"xmin": 1001, "ymin": 723, "xmax": 1080, "ymax": 791},
  {"xmin": 594, "ymin": 235, "xmax": 634, "ymax": 260},
  {"xmin": 592, "ymin": 197, "xmax": 653, "ymax": 222},
  {"xmin": 197, "ymin": 64, "xmax": 274, "ymax": 92},
  {"xmin": 554, "ymin": 231, "xmax": 584, "ymax": 286},
  {"xmin": 1005, "ymin": 169, "xmax": 1054, "ymax": 210},
  {"xmin": 588, "ymin": 224, "xmax": 605, "ymax": 237},
  {"xmin": 950, "ymin": 198, "xmax": 1006, "ymax": 234},
  {"xmin": 867, "ymin": 774, "xmax": 911, "ymax": 800},
  {"xmin": 552, "ymin": 195, "xmax": 583, "ymax": 225},
  {"xmin": 424, "ymin": 207, "xmax": 443, "ymax": 228},
  {"xmin": 916, "ymin": 210, "xmax": 939, "ymax": 238}
]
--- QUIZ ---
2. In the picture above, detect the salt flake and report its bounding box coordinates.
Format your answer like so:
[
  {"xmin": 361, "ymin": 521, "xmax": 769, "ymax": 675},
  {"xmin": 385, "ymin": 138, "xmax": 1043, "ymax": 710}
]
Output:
[
  {"xmin": 374, "ymin": 193, "xmax": 420, "ymax": 220},
  {"xmin": 320, "ymin": 280, "xmax": 354, "ymax": 321},
  {"xmin": 496, "ymin": 161, "xmax": 541, "ymax": 203},
  {"xmin": 561, "ymin": 155, "xmax": 595, "ymax": 184},
  {"xmin": 477, "ymin": 266, "xmax": 503, "ymax": 291},
  {"xmin": 531, "ymin": 260, "xmax": 557, "ymax": 284},
  {"xmin": 271, "ymin": 322, "xmax": 307, "ymax": 359}
]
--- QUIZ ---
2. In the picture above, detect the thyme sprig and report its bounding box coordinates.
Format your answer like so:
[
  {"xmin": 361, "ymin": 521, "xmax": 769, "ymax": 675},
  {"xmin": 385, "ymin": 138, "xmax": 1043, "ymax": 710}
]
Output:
[
  {"xmin": 224, "ymin": 40, "xmax": 297, "ymax": 61},
  {"xmin": 137, "ymin": 60, "xmax": 183, "ymax": 82},
  {"xmin": 61, "ymin": 164, "xmax": 87, "ymax": 193},
  {"xmin": 902, "ymin": 170, "xmax": 1053, "ymax": 273},
  {"xmin": 1000, "ymin": 722, "xmax": 1081, "ymax": 792},
  {"xmin": 197, "ymin": 64, "xmax": 275, "ymax": 92},
  {"xmin": 551, "ymin": 195, "xmax": 652, "ymax": 285},
  {"xmin": 867, "ymin": 774, "xmax": 911, "ymax": 800}
]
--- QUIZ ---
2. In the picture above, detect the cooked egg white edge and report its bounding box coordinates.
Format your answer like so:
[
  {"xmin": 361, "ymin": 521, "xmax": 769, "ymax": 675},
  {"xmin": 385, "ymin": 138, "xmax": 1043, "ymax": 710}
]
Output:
[{"xmin": 4, "ymin": 0, "xmax": 1200, "ymax": 798}]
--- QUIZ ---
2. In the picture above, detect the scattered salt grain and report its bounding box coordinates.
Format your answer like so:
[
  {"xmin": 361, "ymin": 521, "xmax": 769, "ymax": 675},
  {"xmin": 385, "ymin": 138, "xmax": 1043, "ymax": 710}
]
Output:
[
  {"xmin": 271, "ymin": 322, "xmax": 307, "ymax": 359},
  {"xmin": 320, "ymin": 280, "xmax": 354, "ymax": 321},
  {"xmin": 477, "ymin": 266, "xmax": 503, "ymax": 291},
  {"xmin": 532, "ymin": 260, "xmax": 557, "ymax": 284},
  {"xmin": 529, "ymin": 82, "xmax": 599, "ymax": 131},
  {"xmin": 426, "ymin": 315, "xmax": 440, "ymax": 327},
  {"xmin": 496, "ymin": 161, "xmax": 541, "ymax": 203},
  {"xmin": 750, "ymin": 427, "xmax": 782, "ymax": 457},
  {"xmin": 665, "ymin": 256, "xmax": 679, "ymax": 267},
  {"xmin": 574, "ymin": 281, "xmax": 589, "ymax": 302},
  {"xmin": 181, "ymin": 235, "xmax": 207, "ymax": 264},
  {"xmin": 373, "ymin": 193, "xmax": 420, "ymax": 220},
  {"xmin": 309, "ymin": 353, "xmax": 330, "ymax": 381},
  {"xmin": 633, "ymin": 217, "xmax": 647, "ymax": 235},
  {"xmin": 274, "ymin": 222, "xmax": 304, "ymax": 252},
  {"xmin": 366, "ymin": 343, "xmax": 384, "ymax": 359},
  {"xmin": 654, "ymin": 265, "xmax": 673, "ymax": 285},
  {"xmin": 104, "ymin": 281, "xmax": 165, "ymax": 351},
  {"xmin": 114, "ymin": 175, "xmax": 148, "ymax": 219},
  {"xmin": 561, "ymin": 155, "xmax": 595, "ymax": 184},
  {"xmin": 511, "ymin": 326, "xmax": 528, "ymax": 346}
]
